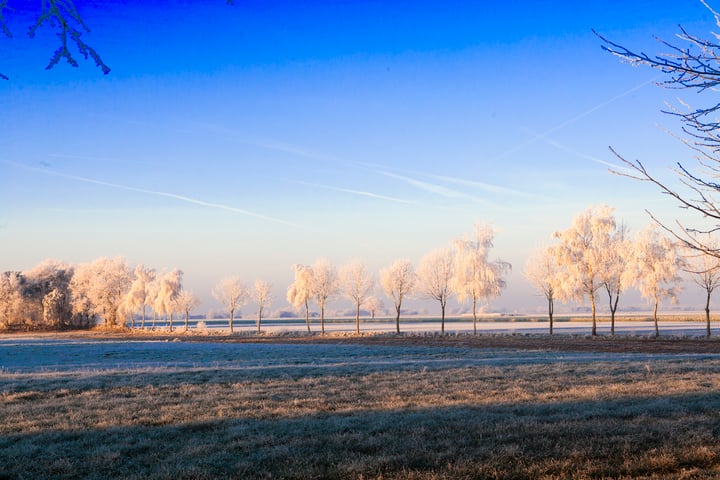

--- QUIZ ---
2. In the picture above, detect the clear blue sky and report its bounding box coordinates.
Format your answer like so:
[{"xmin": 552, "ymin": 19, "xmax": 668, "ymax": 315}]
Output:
[{"xmin": 1, "ymin": 0, "xmax": 714, "ymax": 315}]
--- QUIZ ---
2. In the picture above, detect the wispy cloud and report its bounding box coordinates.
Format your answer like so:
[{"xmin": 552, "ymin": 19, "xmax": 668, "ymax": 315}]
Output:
[
  {"xmin": 374, "ymin": 170, "xmax": 498, "ymax": 206},
  {"xmin": 7, "ymin": 161, "xmax": 299, "ymax": 227},
  {"xmin": 296, "ymin": 181, "xmax": 415, "ymax": 204},
  {"xmin": 184, "ymin": 121, "xmax": 350, "ymax": 165},
  {"xmin": 491, "ymin": 76, "xmax": 661, "ymax": 163},
  {"xmin": 411, "ymin": 171, "xmax": 550, "ymax": 200},
  {"xmin": 518, "ymin": 126, "xmax": 633, "ymax": 173}
]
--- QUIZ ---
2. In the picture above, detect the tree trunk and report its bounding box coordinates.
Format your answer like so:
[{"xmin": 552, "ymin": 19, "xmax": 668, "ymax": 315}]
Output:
[
  {"xmin": 548, "ymin": 296, "xmax": 554, "ymax": 336},
  {"xmin": 320, "ymin": 303, "xmax": 325, "ymax": 336},
  {"xmin": 440, "ymin": 302, "xmax": 446, "ymax": 336},
  {"xmin": 141, "ymin": 305, "xmax": 146, "ymax": 328},
  {"xmin": 706, "ymin": 290, "xmax": 712, "ymax": 338},
  {"xmin": 395, "ymin": 303, "xmax": 401, "ymax": 334},
  {"xmin": 229, "ymin": 308, "xmax": 234, "ymax": 334},
  {"xmin": 609, "ymin": 293, "xmax": 619, "ymax": 336},
  {"xmin": 257, "ymin": 308, "xmax": 262, "ymax": 335},
  {"xmin": 185, "ymin": 310, "xmax": 189, "ymax": 331},
  {"xmin": 355, "ymin": 300, "xmax": 360, "ymax": 336},
  {"xmin": 590, "ymin": 291, "xmax": 597, "ymax": 336},
  {"xmin": 472, "ymin": 295, "xmax": 477, "ymax": 335},
  {"xmin": 153, "ymin": 311, "xmax": 157, "ymax": 330},
  {"xmin": 305, "ymin": 300, "xmax": 310, "ymax": 333},
  {"xmin": 653, "ymin": 297, "xmax": 659, "ymax": 338},
  {"xmin": 169, "ymin": 312, "xmax": 173, "ymax": 332}
]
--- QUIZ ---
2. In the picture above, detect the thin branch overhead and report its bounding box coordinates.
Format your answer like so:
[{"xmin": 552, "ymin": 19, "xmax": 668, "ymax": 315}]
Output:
[
  {"xmin": 597, "ymin": 2, "xmax": 720, "ymax": 258},
  {"xmin": 28, "ymin": 0, "xmax": 110, "ymax": 74}
]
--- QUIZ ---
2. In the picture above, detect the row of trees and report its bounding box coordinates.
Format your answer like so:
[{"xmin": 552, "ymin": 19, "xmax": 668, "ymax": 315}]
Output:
[
  {"xmin": 525, "ymin": 205, "xmax": 720, "ymax": 337},
  {"xmin": 0, "ymin": 258, "xmax": 197, "ymax": 332},
  {"xmin": 0, "ymin": 224, "xmax": 510, "ymax": 334},
  {"xmin": 6, "ymin": 210, "xmax": 720, "ymax": 337},
  {"xmin": 283, "ymin": 225, "xmax": 510, "ymax": 336}
]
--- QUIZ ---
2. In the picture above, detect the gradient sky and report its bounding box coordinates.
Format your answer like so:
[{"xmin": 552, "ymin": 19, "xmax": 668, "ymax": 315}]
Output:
[{"xmin": 1, "ymin": 1, "xmax": 716, "ymax": 315}]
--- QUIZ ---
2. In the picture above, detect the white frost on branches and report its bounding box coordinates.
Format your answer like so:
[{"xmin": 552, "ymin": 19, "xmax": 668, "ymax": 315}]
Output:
[
  {"xmin": 380, "ymin": 259, "xmax": 416, "ymax": 334},
  {"xmin": 212, "ymin": 276, "xmax": 248, "ymax": 334}
]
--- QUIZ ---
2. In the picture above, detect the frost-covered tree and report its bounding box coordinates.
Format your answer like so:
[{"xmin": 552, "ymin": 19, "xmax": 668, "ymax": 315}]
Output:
[
  {"xmin": 683, "ymin": 242, "xmax": 720, "ymax": 337},
  {"xmin": 0, "ymin": 272, "xmax": 26, "ymax": 329},
  {"xmin": 380, "ymin": 259, "xmax": 416, "ymax": 334},
  {"xmin": 24, "ymin": 259, "xmax": 74, "ymax": 328},
  {"xmin": 524, "ymin": 245, "xmax": 564, "ymax": 335},
  {"xmin": 70, "ymin": 257, "xmax": 132, "ymax": 328},
  {"xmin": 287, "ymin": 264, "xmax": 314, "ymax": 333},
  {"xmin": 417, "ymin": 248, "xmax": 454, "ymax": 335},
  {"xmin": 553, "ymin": 205, "xmax": 617, "ymax": 336},
  {"xmin": 451, "ymin": 224, "xmax": 511, "ymax": 334},
  {"xmin": 251, "ymin": 280, "xmax": 273, "ymax": 334},
  {"xmin": 598, "ymin": 223, "xmax": 632, "ymax": 335},
  {"xmin": 158, "ymin": 269, "xmax": 183, "ymax": 332},
  {"xmin": 175, "ymin": 290, "xmax": 200, "ymax": 332},
  {"xmin": 311, "ymin": 258, "xmax": 338, "ymax": 336},
  {"xmin": 363, "ymin": 295, "xmax": 383, "ymax": 320},
  {"xmin": 125, "ymin": 264, "xmax": 156, "ymax": 329},
  {"xmin": 339, "ymin": 259, "xmax": 374, "ymax": 335},
  {"xmin": 212, "ymin": 276, "xmax": 248, "ymax": 334},
  {"xmin": 629, "ymin": 226, "xmax": 683, "ymax": 337}
]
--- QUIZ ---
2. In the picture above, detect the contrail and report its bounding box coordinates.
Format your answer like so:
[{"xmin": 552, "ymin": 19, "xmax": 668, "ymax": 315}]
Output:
[
  {"xmin": 296, "ymin": 181, "xmax": 415, "ymax": 204},
  {"xmin": 408, "ymin": 171, "xmax": 550, "ymax": 200},
  {"xmin": 374, "ymin": 170, "xmax": 498, "ymax": 207},
  {"xmin": 7, "ymin": 161, "xmax": 299, "ymax": 227},
  {"xmin": 491, "ymin": 75, "xmax": 661, "ymax": 163},
  {"xmin": 517, "ymin": 126, "xmax": 633, "ymax": 173}
]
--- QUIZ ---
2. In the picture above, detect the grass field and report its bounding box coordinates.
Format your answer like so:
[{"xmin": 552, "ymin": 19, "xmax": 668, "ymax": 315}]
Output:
[{"xmin": 1, "ymin": 333, "xmax": 720, "ymax": 479}]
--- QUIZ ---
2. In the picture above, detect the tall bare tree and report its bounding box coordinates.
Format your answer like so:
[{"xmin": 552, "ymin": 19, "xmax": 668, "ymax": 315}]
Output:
[
  {"xmin": 311, "ymin": 258, "xmax": 338, "ymax": 336},
  {"xmin": 213, "ymin": 276, "xmax": 248, "ymax": 334},
  {"xmin": 451, "ymin": 224, "xmax": 511, "ymax": 334},
  {"xmin": 363, "ymin": 295, "xmax": 383, "ymax": 320},
  {"xmin": 682, "ymin": 239, "xmax": 720, "ymax": 337},
  {"xmin": 628, "ymin": 226, "xmax": 683, "ymax": 337},
  {"xmin": 287, "ymin": 264, "xmax": 314, "ymax": 333},
  {"xmin": 380, "ymin": 259, "xmax": 416, "ymax": 334},
  {"xmin": 158, "ymin": 269, "xmax": 183, "ymax": 332},
  {"xmin": 251, "ymin": 280, "xmax": 273, "ymax": 334},
  {"xmin": 598, "ymin": 223, "xmax": 632, "ymax": 335},
  {"xmin": 417, "ymin": 248, "xmax": 454, "ymax": 335},
  {"xmin": 339, "ymin": 259, "xmax": 374, "ymax": 335},
  {"xmin": 553, "ymin": 206, "xmax": 617, "ymax": 336},
  {"xmin": 175, "ymin": 290, "xmax": 200, "ymax": 332},
  {"xmin": 524, "ymin": 245, "xmax": 563, "ymax": 335},
  {"xmin": 125, "ymin": 265, "xmax": 155, "ymax": 329}
]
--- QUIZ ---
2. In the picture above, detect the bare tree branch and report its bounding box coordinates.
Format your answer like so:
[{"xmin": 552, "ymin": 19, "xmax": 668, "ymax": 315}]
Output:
[
  {"xmin": 599, "ymin": 4, "xmax": 720, "ymax": 258},
  {"xmin": 27, "ymin": 0, "xmax": 110, "ymax": 74}
]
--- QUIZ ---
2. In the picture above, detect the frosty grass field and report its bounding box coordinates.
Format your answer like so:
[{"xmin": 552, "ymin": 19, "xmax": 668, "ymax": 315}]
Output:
[{"xmin": 2, "ymin": 325, "xmax": 720, "ymax": 479}]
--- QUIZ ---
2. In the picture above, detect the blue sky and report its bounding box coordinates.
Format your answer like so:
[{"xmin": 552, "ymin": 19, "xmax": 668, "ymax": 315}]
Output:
[{"xmin": 1, "ymin": 1, "xmax": 715, "ymax": 315}]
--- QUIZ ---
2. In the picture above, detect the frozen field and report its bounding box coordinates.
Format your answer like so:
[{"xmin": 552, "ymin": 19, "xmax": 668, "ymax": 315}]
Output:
[
  {"xmin": 3, "ymin": 333, "xmax": 720, "ymax": 478},
  {"xmin": 2, "ymin": 334, "xmax": 719, "ymax": 376},
  {"xmin": 168, "ymin": 317, "xmax": 719, "ymax": 337}
]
